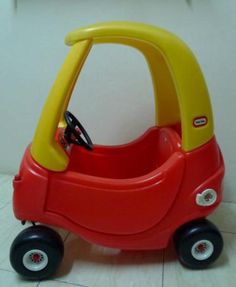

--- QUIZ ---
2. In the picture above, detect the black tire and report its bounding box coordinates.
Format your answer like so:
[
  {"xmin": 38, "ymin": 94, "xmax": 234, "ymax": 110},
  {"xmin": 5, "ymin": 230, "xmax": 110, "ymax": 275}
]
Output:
[
  {"xmin": 10, "ymin": 225, "xmax": 64, "ymax": 280},
  {"xmin": 174, "ymin": 219, "xmax": 223, "ymax": 269}
]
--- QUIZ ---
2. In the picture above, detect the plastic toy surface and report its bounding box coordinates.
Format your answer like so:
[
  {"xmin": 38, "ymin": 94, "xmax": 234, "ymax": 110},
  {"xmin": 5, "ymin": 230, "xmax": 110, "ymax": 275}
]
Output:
[{"xmin": 10, "ymin": 22, "xmax": 225, "ymax": 280}]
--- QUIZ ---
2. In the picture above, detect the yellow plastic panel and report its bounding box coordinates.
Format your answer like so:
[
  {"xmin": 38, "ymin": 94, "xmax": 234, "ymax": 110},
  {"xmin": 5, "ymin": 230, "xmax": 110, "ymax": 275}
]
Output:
[
  {"xmin": 32, "ymin": 22, "xmax": 214, "ymax": 172},
  {"xmin": 31, "ymin": 40, "xmax": 92, "ymax": 171},
  {"xmin": 66, "ymin": 22, "xmax": 213, "ymax": 152}
]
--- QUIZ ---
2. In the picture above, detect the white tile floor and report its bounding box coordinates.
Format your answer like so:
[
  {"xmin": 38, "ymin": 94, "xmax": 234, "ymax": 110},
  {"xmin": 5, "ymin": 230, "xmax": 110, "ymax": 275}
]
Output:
[{"xmin": 0, "ymin": 174, "xmax": 236, "ymax": 287}]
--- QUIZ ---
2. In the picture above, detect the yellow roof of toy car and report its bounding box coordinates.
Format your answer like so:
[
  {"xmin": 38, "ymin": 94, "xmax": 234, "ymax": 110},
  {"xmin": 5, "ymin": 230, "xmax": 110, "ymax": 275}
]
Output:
[{"xmin": 31, "ymin": 22, "xmax": 213, "ymax": 171}]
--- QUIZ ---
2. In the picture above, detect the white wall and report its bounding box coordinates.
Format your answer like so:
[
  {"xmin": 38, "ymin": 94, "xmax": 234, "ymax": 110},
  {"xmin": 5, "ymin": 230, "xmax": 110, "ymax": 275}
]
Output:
[{"xmin": 0, "ymin": 0, "xmax": 235, "ymax": 202}]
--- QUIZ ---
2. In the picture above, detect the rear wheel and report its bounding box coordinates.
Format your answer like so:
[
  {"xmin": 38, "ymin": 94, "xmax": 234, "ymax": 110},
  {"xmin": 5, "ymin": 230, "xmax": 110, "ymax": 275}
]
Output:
[
  {"xmin": 174, "ymin": 219, "xmax": 223, "ymax": 269},
  {"xmin": 10, "ymin": 225, "xmax": 64, "ymax": 280}
]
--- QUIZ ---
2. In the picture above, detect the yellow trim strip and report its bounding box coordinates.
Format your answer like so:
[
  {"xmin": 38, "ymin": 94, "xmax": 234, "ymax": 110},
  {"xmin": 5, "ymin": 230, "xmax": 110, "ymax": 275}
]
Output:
[{"xmin": 31, "ymin": 40, "xmax": 92, "ymax": 171}]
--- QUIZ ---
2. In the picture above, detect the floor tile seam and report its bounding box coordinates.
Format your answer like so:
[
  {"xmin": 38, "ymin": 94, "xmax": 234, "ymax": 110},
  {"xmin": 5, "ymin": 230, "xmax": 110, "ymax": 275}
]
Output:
[
  {"xmin": 221, "ymin": 230, "xmax": 236, "ymax": 235},
  {"xmin": 63, "ymin": 232, "xmax": 70, "ymax": 243},
  {"xmin": 0, "ymin": 268, "xmax": 87, "ymax": 287},
  {"xmin": 222, "ymin": 200, "xmax": 236, "ymax": 204},
  {"xmin": 0, "ymin": 268, "xmax": 15, "ymax": 273},
  {"xmin": 52, "ymin": 278, "xmax": 89, "ymax": 287},
  {"xmin": 161, "ymin": 250, "xmax": 165, "ymax": 287}
]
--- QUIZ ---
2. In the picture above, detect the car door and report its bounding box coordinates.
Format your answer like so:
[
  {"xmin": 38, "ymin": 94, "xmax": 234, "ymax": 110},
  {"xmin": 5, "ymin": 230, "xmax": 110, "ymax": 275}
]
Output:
[{"xmin": 46, "ymin": 151, "xmax": 185, "ymax": 235}]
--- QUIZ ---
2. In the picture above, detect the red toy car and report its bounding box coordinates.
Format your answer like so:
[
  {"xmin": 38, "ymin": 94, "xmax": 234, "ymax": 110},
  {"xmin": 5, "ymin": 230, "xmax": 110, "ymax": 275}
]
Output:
[{"xmin": 10, "ymin": 22, "xmax": 224, "ymax": 280}]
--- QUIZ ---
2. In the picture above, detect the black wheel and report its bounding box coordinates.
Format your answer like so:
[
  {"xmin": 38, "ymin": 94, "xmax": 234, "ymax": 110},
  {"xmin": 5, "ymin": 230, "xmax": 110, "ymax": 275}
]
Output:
[
  {"xmin": 10, "ymin": 225, "xmax": 64, "ymax": 280},
  {"xmin": 174, "ymin": 219, "xmax": 223, "ymax": 269}
]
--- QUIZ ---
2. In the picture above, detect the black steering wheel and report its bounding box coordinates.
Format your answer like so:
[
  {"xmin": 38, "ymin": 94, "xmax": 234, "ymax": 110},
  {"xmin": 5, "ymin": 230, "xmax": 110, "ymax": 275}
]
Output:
[{"xmin": 64, "ymin": 111, "xmax": 93, "ymax": 150}]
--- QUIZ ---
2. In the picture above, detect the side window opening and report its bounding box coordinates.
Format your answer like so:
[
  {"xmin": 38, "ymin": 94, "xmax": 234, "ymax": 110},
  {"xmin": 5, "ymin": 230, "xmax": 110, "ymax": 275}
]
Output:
[{"xmin": 68, "ymin": 44, "xmax": 155, "ymax": 145}]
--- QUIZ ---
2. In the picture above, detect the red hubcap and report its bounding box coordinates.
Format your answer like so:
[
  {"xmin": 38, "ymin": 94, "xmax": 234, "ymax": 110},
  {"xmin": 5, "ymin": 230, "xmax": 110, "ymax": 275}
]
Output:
[
  {"xmin": 31, "ymin": 253, "xmax": 41, "ymax": 263},
  {"xmin": 196, "ymin": 243, "xmax": 206, "ymax": 253}
]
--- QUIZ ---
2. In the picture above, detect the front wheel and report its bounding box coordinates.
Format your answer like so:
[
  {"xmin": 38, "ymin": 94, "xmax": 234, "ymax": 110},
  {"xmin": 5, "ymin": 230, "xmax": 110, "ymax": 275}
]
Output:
[
  {"xmin": 10, "ymin": 225, "xmax": 64, "ymax": 280},
  {"xmin": 174, "ymin": 219, "xmax": 223, "ymax": 269}
]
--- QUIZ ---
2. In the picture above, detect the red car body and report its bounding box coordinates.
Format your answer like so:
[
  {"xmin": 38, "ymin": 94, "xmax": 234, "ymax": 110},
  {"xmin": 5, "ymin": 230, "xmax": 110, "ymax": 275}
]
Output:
[{"xmin": 13, "ymin": 126, "xmax": 224, "ymax": 250}]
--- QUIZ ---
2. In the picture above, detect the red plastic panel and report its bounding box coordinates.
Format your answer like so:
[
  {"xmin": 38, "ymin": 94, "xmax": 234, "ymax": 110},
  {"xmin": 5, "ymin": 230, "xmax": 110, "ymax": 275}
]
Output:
[
  {"xmin": 46, "ymin": 152, "xmax": 184, "ymax": 234},
  {"xmin": 12, "ymin": 130, "xmax": 224, "ymax": 250},
  {"xmin": 46, "ymin": 127, "xmax": 184, "ymax": 234}
]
